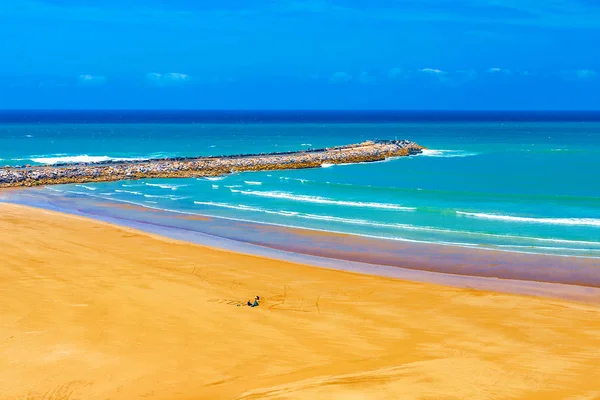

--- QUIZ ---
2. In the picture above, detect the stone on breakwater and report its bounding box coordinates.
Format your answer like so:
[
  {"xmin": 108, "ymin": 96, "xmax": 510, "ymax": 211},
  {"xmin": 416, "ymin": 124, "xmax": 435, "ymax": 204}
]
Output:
[{"xmin": 0, "ymin": 140, "xmax": 423, "ymax": 188}]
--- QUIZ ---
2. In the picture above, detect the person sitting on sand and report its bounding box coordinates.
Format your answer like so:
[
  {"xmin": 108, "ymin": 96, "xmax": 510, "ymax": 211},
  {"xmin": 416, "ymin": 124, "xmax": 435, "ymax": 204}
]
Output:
[{"xmin": 247, "ymin": 295, "xmax": 259, "ymax": 307}]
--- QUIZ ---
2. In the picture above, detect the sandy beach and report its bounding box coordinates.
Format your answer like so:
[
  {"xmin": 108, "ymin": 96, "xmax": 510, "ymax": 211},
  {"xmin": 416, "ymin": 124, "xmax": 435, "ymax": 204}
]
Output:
[{"xmin": 2, "ymin": 202, "xmax": 600, "ymax": 400}]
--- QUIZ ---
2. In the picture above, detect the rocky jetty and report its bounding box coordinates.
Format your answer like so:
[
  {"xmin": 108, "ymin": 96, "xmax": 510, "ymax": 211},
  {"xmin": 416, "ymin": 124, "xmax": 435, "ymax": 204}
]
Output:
[{"xmin": 0, "ymin": 139, "xmax": 423, "ymax": 188}]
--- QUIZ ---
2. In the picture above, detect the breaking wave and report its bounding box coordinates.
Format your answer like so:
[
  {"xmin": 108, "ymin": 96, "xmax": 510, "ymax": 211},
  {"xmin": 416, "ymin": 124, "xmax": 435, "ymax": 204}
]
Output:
[
  {"xmin": 418, "ymin": 149, "xmax": 479, "ymax": 158},
  {"xmin": 30, "ymin": 155, "xmax": 146, "ymax": 165},
  {"xmin": 456, "ymin": 211, "xmax": 600, "ymax": 227},
  {"xmin": 75, "ymin": 184, "xmax": 97, "ymax": 191},
  {"xmin": 144, "ymin": 182, "xmax": 187, "ymax": 190},
  {"xmin": 229, "ymin": 190, "xmax": 416, "ymax": 211},
  {"xmin": 115, "ymin": 189, "xmax": 143, "ymax": 195}
]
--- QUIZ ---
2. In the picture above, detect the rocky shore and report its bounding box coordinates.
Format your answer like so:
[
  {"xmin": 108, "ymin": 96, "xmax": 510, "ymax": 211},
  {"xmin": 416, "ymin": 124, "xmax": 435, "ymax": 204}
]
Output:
[{"xmin": 0, "ymin": 139, "xmax": 423, "ymax": 188}]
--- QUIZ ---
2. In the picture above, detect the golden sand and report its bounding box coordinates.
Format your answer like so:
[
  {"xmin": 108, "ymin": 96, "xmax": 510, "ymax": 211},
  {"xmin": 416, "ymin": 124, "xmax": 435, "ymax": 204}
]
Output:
[{"xmin": 1, "ymin": 203, "xmax": 599, "ymax": 400}]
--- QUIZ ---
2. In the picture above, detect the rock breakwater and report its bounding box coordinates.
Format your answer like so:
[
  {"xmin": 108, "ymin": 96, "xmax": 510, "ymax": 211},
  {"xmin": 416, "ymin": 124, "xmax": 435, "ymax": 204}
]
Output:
[{"xmin": 0, "ymin": 140, "xmax": 423, "ymax": 188}]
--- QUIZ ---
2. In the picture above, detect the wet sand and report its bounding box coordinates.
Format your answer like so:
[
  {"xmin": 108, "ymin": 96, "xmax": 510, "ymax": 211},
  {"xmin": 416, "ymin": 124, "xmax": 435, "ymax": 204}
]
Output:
[
  {"xmin": 2, "ymin": 202, "xmax": 600, "ymax": 399},
  {"xmin": 3, "ymin": 187, "xmax": 600, "ymax": 304}
]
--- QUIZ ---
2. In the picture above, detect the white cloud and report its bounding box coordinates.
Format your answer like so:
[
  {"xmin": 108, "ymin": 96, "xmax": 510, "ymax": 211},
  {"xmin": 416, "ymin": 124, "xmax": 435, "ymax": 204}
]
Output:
[
  {"xmin": 146, "ymin": 72, "xmax": 162, "ymax": 81},
  {"xmin": 77, "ymin": 74, "xmax": 106, "ymax": 85},
  {"xmin": 575, "ymin": 69, "xmax": 597, "ymax": 79},
  {"xmin": 329, "ymin": 71, "xmax": 352, "ymax": 83},
  {"xmin": 388, "ymin": 67, "xmax": 402, "ymax": 79},
  {"xmin": 146, "ymin": 72, "xmax": 190, "ymax": 85},
  {"xmin": 558, "ymin": 69, "xmax": 598, "ymax": 81},
  {"xmin": 168, "ymin": 72, "xmax": 190, "ymax": 81},
  {"xmin": 359, "ymin": 72, "xmax": 376, "ymax": 84},
  {"xmin": 488, "ymin": 67, "xmax": 512, "ymax": 75},
  {"xmin": 418, "ymin": 68, "xmax": 449, "ymax": 82},
  {"xmin": 419, "ymin": 68, "xmax": 446, "ymax": 75}
]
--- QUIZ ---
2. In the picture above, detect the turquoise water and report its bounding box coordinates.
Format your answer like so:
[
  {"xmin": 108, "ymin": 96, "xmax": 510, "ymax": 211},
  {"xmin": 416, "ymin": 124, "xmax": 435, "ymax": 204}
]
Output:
[{"xmin": 2, "ymin": 119, "xmax": 599, "ymax": 257}]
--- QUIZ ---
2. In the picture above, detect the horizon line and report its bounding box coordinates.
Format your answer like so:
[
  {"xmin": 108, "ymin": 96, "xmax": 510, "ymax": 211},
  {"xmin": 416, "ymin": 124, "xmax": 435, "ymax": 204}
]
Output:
[{"xmin": 1, "ymin": 109, "xmax": 600, "ymax": 113}]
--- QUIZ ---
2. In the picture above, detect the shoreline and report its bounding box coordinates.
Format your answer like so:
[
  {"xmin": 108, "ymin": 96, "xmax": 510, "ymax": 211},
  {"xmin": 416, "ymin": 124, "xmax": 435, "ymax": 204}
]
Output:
[
  {"xmin": 3, "ymin": 188, "xmax": 600, "ymax": 304},
  {"xmin": 0, "ymin": 139, "xmax": 423, "ymax": 187},
  {"xmin": 2, "ymin": 201, "xmax": 600, "ymax": 399}
]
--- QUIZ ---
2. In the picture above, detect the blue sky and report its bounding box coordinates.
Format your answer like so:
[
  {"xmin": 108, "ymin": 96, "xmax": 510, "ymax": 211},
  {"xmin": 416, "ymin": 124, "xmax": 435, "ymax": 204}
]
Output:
[{"xmin": 0, "ymin": 0, "xmax": 599, "ymax": 109}]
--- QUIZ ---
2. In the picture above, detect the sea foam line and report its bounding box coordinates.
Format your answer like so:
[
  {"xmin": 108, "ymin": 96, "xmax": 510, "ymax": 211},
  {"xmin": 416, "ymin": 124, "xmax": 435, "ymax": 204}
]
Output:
[
  {"xmin": 193, "ymin": 200, "xmax": 600, "ymax": 247},
  {"xmin": 75, "ymin": 184, "xmax": 97, "ymax": 191},
  {"xmin": 145, "ymin": 182, "xmax": 187, "ymax": 190},
  {"xmin": 194, "ymin": 201, "xmax": 266, "ymax": 212},
  {"xmin": 144, "ymin": 194, "xmax": 188, "ymax": 200},
  {"xmin": 457, "ymin": 211, "xmax": 600, "ymax": 227},
  {"xmin": 115, "ymin": 189, "xmax": 144, "ymax": 195},
  {"xmin": 418, "ymin": 149, "xmax": 479, "ymax": 158},
  {"xmin": 30, "ymin": 155, "xmax": 146, "ymax": 165},
  {"xmin": 51, "ymin": 192, "xmax": 599, "ymax": 258},
  {"xmin": 230, "ymin": 190, "xmax": 416, "ymax": 211},
  {"xmin": 280, "ymin": 177, "xmax": 309, "ymax": 183}
]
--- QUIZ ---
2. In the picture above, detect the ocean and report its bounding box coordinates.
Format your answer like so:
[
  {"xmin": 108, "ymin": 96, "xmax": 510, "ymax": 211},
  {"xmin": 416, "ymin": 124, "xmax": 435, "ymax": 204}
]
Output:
[{"xmin": 1, "ymin": 110, "xmax": 599, "ymax": 258}]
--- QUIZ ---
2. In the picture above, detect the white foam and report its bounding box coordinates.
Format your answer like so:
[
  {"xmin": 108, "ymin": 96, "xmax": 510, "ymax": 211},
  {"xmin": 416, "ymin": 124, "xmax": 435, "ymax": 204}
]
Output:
[
  {"xmin": 143, "ymin": 194, "xmax": 187, "ymax": 200},
  {"xmin": 185, "ymin": 206, "xmax": 593, "ymax": 255},
  {"xmin": 301, "ymin": 143, "xmax": 312, "ymax": 146},
  {"xmin": 212, "ymin": 185, "xmax": 219, "ymax": 189},
  {"xmin": 289, "ymin": 213, "xmax": 600, "ymax": 246},
  {"xmin": 418, "ymin": 149, "xmax": 479, "ymax": 158},
  {"xmin": 31, "ymin": 155, "xmax": 144, "ymax": 165},
  {"xmin": 65, "ymin": 191, "xmax": 89, "ymax": 196},
  {"xmin": 204, "ymin": 176, "xmax": 225, "ymax": 181},
  {"xmin": 189, "ymin": 200, "xmax": 600, "ymax": 247},
  {"xmin": 75, "ymin": 185, "xmax": 97, "ymax": 191},
  {"xmin": 456, "ymin": 211, "xmax": 600, "ymax": 227},
  {"xmin": 232, "ymin": 190, "xmax": 415, "ymax": 211},
  {"xmin": 115, "ymin": 189, "xmax": 143, "ymax": 195},
  {"xmin": 244, "ymin": 181, "xmax": 262, "ymax": 186},
  {"xmin": 194, "ymin": 201, "xmax": 402, "ymax": 225},
  {"xmin": 145, "ymin": 182, "xmax": 187, "ymax": 190},
  {"xmin": 194, "ymin": 201, "xmax": 266, "ymax": 213},
  {"xmin": 59, "ymin": 193, "xmax": 598, "ymax": 258},
  {"xmin": 279, "ymin": 211, "xmax": 299, "ymax": 216},
  {"xmin": 321, "ymin": 163, "xmax": 334, "ymax": 168},
  {"xmin": 280, "ymin": 177, "xmax": 309, "ymax": 183},
  {"xmin": 195, "ymin": 202, "xmax": 305, "ymax": 219}
]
